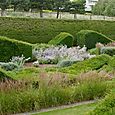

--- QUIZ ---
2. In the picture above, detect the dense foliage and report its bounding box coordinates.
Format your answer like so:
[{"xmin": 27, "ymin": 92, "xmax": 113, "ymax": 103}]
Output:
[
  {"xmin": 48, "ymin": 32, "xmax": 74, "ymax": 47},
  {"xmin": 0, "ymin": 36, "xmax": 33, "ymax": 62},
  {"xmin": 90, "ymin": 92, "xmax": 115, "ymax": 115},
  {"xmin": 0, "ymin": 17, "xmax": 115, "ymax": 43},
  {"xmin": 93, "ymin": 0, "xmax": 115, "ymax": 17},
  {"xmin": 75, "ymin": 30, "xmax": 112, "ymax": 49},
  {"xmin": 48, "ymin": 54, "xmax": 111, "ymax": 75}
]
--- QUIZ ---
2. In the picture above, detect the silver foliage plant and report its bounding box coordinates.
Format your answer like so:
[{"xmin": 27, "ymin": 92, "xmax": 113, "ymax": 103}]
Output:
[{"xmin": 32, "ymin": 45, "xmax": 95, "ymax": 64}]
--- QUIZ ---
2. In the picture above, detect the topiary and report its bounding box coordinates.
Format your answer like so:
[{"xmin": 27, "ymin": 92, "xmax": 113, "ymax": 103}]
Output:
[
  {"xmin": 48, "ymin": 32, "xmax": 74, "ymax": 47},
  {"xmin": 0, "ymin": 36, "xmax": 33, "ymax": 62},
  {"xmin": 75, "ymin": 30, "xmax": 113, "ymax": 49}
]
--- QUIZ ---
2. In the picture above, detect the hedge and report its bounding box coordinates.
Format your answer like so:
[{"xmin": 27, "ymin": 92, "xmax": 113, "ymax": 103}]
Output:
[
  {"xmin": 90, "ymin": 92, "xmax": 115, "ymax": 115},
  {"xmin": 0, "ymin": 36, "xmax": 33, "ymax": 62},
  {"xmin": 75, "ymin": 30, "xmax": 113, "ymax": 49},
  {"xmin": 48, "ymin": 32, "xmax": 74, "ymax": 47},
  {"xmin": 0, "ymin": 17, "xmax": 115, "ymax": 43}
]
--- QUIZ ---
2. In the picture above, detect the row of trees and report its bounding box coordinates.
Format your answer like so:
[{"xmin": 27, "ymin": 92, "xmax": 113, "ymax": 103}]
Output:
[
  {"xmin": 0, "ymin": 0, "xmax": 85, "ymax": 18},
  {"xmin": 93, "ymin": 0, "xmax": 115, "ymax": 17}
]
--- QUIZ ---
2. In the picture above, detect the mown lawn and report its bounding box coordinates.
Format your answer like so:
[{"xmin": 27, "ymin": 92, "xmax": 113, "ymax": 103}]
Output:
[{"xmin": 34, "ymin": 103, "xmax": 96, "ymax": 115}]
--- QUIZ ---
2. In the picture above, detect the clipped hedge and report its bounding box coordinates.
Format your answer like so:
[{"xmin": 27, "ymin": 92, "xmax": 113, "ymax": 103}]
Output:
[
  {"xmin": 0, "ymin": 17, "xmax": 115, "ymax": 43},
  {"xmin": 75, "ymin": 30, "xmax": 113, "ymax": 49},
  {"xmin": 90, "ymin": 92, "xmax": 115, "ymax": 115},
  {"xmin": 48, "ymin": 32, "xmax": 74, "ymax": 47},
  {"xmin": 100, "ymin": 47, "xmax": 115, "ymax": 56},
  {"xmin": 0, "ymin": 36, "xmax": 33, "ymax": 62}
]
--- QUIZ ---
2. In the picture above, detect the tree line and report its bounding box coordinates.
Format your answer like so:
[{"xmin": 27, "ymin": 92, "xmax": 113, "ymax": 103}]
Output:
[{"xmin": 0, "ymin": 0, "xmax": 85, "ymax": 18}]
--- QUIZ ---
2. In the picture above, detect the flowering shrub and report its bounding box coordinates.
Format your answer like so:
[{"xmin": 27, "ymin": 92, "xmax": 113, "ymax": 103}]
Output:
[{"xmin": 33, "ymin": 45, "xmax": 95, "ymax": 64}]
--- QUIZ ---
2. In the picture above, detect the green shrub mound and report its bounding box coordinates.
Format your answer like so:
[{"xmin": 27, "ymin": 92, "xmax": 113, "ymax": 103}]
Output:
[
  {"xmin": 55, "ymin": 54, "xmax": 111, "ymax": 75},
  {"xmin": 0, "ymin": 68, "xmax": 13, "ymax": 81},
  {"xmin": 75, "ymin": 30, "xmax": 113, "ymax": 49},
  {"xmin": 0, "ymin": 36, "xmax": 33, "ymax": 62},
  {"xmin": 100, "ymin": 47, "xmax": 115, "ymax": 56},
  {"xmin": 90, "ymin": 92, "xmax": 115, "ymax": 115},
  {"xmin": 48, "ymin": 32, "xmax": 74, "ymax": 47}
]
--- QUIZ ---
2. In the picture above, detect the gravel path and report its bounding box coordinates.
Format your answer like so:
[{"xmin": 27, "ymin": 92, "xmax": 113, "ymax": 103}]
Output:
[{"xmin": 14, "ymin": 100, "xmax": 96, "ymax": 115}]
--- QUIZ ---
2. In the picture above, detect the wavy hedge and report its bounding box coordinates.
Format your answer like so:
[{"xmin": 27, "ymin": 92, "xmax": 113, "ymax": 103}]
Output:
[
  {"xmin": 0, "ymin": 17, "xmax": 115, "ymax": 43},
  {"xmin": 48, "ymin": 32, "xmax": 74, "ymax": 47},
  {"xmin": 75, "ymin": 30, "xmax": 113, "ymax": 49},
  {"xmin": 0, "ymin": 36, "xmax": 33, "ymax": 62}
]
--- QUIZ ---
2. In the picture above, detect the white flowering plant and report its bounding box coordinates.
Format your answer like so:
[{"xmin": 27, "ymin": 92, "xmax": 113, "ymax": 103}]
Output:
[{"xmin": 32, "ymin": 45, "xmax": 95, "ymax": 64}]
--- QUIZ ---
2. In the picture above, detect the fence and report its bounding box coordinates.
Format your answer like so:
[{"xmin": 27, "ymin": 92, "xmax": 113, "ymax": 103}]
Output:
[{"xmin": 1, "ymin": 11, "xmax": 115, "ymax": 21}]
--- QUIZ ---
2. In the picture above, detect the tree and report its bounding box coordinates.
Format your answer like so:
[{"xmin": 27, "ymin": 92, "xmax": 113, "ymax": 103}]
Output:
[
  {"xmin": 11, "ymin": 0, "xmax": 30, "ymax": 12},
  {"xmin": 52, "ymin": 0, "xmax": 70, "ymax": 19},
  {"xmin": 69, "ymin": 0, "xmax": 85, "ymax": 19},
  {"xmin": 0, "ymin": 0, "xmax": 10, "ymax": 16},
  {"xmin": 92, "ymin": 0, "xmax": 115, "ymax": 17}
]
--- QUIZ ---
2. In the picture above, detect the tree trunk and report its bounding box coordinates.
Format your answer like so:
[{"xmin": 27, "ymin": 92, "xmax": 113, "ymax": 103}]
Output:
[
  {"xmin": 56, "ymin": 8, "xmax": 60, "ymax": 19},
  {"xmin": 1, "ymin": 9, "xmax": 5, "ymax": 16},
  {"xmin": 40, "ymin": 9, "xmax": 43, "ymax": 18}
]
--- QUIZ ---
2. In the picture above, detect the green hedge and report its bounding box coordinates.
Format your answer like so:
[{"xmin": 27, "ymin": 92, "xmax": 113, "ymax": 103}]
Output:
[
  {"xmin": 90, "ymin": 92, "xmax": 115, "ymax": 115},
  {"xmin": 48, "ymin": 54, "xmax": 111, "ymax": 75},
  {"xmin": 100, "ymin": 47, "xmax": 115, "ymax": 56},
  {"xmin": 0, "ymin": 36, "xmax": 33, "ymax": 62},
  {"xmin": 75, "ymin": 30, "xmax": 113, "ymax": 49},
  {"xmin": 0, "ymin": 17, "xmax": 115, "ymax": 43},
  {"xmin": 48, "ymin": 32, "xmax": 74, "ymax": 47}
]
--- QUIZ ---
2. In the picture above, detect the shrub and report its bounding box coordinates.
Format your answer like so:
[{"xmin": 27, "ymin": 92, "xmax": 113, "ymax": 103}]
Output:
[
  {"xmin": 57, "ymin": 54, "xmax": 111, "ymax": 75},
  {"xmin": 109, "ymin": 56, "xmax": 115, "ymax": 69},
  {"xmin": 90, "ymin": 92, "xmax": 115, "ymax": 115},
  {"xmin": 48, "ymin": 32, "xmax": 74, "ymax": 47},
  {"xmin": 0, "ymin": 36, "xmax": 33, "ymax": 62},
  {"xmin": 100, "ymin": 47, "xmax": 115, "ymax": 56},
  {"xmin": 57, "ymin": 59, "xmax": 75, "ymax": 67},
  {"xmin": 75, "ymin": 30, "xmax": 113, "ymax": 49}
]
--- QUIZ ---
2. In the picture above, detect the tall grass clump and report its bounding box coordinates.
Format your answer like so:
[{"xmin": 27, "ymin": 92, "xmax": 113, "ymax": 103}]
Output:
[{"xmin": 0, "ymin": 71, "xmax": 111, "ymax": 114}]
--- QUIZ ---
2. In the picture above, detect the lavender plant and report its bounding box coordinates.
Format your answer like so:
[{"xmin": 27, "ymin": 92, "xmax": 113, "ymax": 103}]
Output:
[{"xmin": 33, "ymin": 45, "xmax": 95, "ymax": 64}]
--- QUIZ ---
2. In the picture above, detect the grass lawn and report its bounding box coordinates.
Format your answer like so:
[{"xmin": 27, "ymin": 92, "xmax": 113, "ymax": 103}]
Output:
[{"xmin": 33, "ymin": 103, "xmax": 96, "ymax": 115}]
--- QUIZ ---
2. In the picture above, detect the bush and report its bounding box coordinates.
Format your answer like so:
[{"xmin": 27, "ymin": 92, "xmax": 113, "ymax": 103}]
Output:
[
  {"xmin": 0, "ymin": 62, "xmax": 18, "ymax": 71},
  {"xmin": 57, "ymin": 60, "xmax": 75, "ymax": 67},
  {"xmin": 109, "ymin": 56, "xmax": 115, "ymax": 69},
  {"xmin": 48, "ymin": 32, "xmax": 74, "ymax": 47},
  {"xmin": 100, "ymin": 47, "xmax": 115, "ymax": 56},
  {"xmin": 0, "ymin": 17, "xmax": 115, "ymax": 43},
  {"xmin": 90, "ymin": 92, "xmax": 115, "ymax": 115},
  {"xmin": 57, "ymin": 54, "xmax": 111, "ymax": 75},
  {"xmin": 75, "ymin": 30, "xmax": 113, "ymax": 49},
  {"xmin": 0, "ymin": 36, "xmax": 33, "ymax": 62}
]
